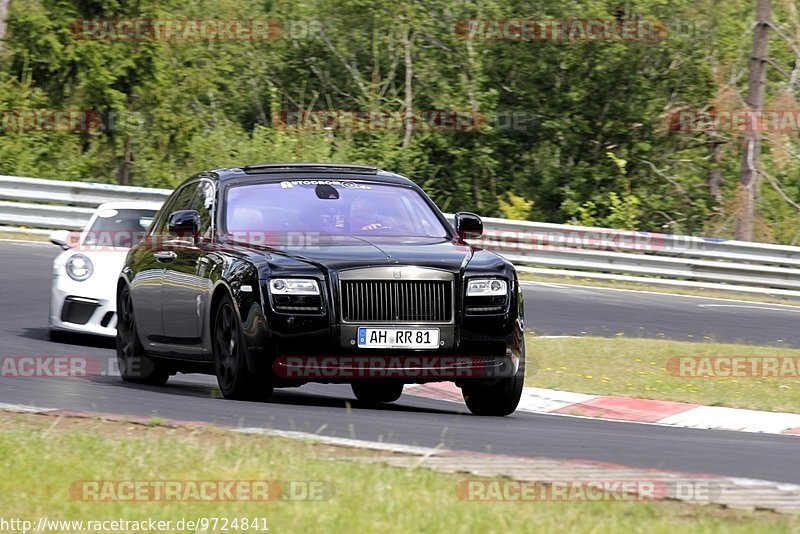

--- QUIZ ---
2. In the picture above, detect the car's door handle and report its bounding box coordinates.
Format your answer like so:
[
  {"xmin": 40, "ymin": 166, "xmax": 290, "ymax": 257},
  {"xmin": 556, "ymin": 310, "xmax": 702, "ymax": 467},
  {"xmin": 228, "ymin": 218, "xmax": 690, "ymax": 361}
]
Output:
[{"xmin": 154, "ymin": 251, "xmax": 177, "ymax": 263}]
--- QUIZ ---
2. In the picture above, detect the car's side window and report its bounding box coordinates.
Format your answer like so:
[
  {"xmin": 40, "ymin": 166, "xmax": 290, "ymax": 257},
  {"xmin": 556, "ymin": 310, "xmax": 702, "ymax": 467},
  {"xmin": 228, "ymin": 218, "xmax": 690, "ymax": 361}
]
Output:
[
  {"xmin": 173, "ymin": 183, "xmax": 200, "ymax": 211},
  {"xmin": 153, "ymin": 183, "xmax": 198, "ymax": 235},
  {"xmin": 149, "ymin": 196, "xmax": 176, "ymax": 236},
  {"xmin": 192, "ymin": 181, "xmax": 215, "ymax": 239}
]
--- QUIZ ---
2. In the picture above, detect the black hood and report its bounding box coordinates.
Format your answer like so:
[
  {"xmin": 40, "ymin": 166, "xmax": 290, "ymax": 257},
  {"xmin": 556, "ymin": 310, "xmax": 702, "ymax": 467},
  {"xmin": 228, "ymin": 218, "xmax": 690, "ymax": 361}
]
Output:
[{"xmin": 248, "ymin": 235, "xmax": 473, "ymax": 274}]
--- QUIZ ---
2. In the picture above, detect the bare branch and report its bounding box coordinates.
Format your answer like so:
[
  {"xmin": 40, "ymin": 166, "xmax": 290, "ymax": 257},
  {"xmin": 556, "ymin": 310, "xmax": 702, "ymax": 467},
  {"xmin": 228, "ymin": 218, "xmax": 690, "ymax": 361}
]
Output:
[
  {"xmin": 766, "ymin": 21, "xmax": 800, "ymax": 57},
  {"xmin": 758, "ymin": 169, "xmax": 800, "ymax": 212},
  {"xmin": 294, "ymin": 40, "xmax": 354, "ymax": 100},
  {"xmin": 782, "ymin": 0, "xmax": 800, "ymax": 92},
  {"xmin": 318, "ymin": 29, "xmax": 369, "ymax": 97},
  {"xmin": 637, "ymin": 158, "xmax": 692, "ymax": 202},
  {"xmin": 766, "ymin": 58, "xmax": 792, "ymax": 79},
  {"xmin": 376, "ymin": 40, "xmax": 401, "ymax": 100}
]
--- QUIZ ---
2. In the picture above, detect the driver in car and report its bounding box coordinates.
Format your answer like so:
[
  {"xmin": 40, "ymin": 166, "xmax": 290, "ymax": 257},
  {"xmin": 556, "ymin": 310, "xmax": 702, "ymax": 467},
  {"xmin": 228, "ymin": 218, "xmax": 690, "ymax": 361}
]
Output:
[{"xmin": 349, "ymin": 196, "xmax": 391, "ymax": 232}]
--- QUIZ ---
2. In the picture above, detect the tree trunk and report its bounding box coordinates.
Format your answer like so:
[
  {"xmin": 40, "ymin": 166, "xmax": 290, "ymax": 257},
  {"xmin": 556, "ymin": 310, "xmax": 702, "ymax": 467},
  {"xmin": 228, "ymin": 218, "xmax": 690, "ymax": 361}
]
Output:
[
  {"xmin": 736, "ymin": 0, "xmax": 771, "ymax": 241},
  {"xmin": 0, "ymin": 0, "xmax": 10, "ymax": 53},
  {"xmin": 472, "ymin": 175, "xmax": 482, "ymax": 211},
  {"xmin": 401, "ymin": 29, "xmax": 413, "ymax": 150},
  {"xmin": 465, "ymin": 38, "xmax": 483, "ymax": 210},
  {"xmin": 117, "ymin": 101, "xmax": 134, "ymax": 186},
  {"xmin": 707, "ymin": 127, "xmax": 724, "ymax": 203},
  {"xmin": 117, "ymin": 135, "xmax": 132, "ymax": 186}
]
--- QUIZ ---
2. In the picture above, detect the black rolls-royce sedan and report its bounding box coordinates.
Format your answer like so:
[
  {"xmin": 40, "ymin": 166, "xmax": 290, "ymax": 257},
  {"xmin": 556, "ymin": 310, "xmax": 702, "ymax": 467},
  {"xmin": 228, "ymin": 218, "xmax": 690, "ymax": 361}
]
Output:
[{"xmin": 116, "ymin": 163, "xmax": 525, "ymax": 416}]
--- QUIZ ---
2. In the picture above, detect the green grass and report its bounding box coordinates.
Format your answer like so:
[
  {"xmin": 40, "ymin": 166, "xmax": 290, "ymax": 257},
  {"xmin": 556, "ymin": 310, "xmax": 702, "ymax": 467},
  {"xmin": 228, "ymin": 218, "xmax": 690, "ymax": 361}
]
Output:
[
  {"xmin": 0, "ymin": 230, "xmax": 49, "ymax": 242},
  {"xmin": 518, "ymin": 272, "xmax": 800, "ymax": 306},
  {"xmin": 526, "ymin": 335, "xmax": 800, "ymax": 413},
  {"xmin": 0, "ymin": 413, "xmax": 797, "ymax": 533}
]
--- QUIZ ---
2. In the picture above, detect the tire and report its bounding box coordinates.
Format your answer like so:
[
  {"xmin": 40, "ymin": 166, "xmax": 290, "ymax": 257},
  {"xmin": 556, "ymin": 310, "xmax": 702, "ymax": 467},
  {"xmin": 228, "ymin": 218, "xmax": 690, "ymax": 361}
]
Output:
[
  {"xmin": 351, "ymin": 381, "xmax": 404, "ymax": 404},
  {"xmin": 116, "ymin": 286, "xmax": 169, "ymax": 386},
  {"xmin": 462, "ymin": 350, "xmax": 525, "ymax": 417},
  {"xmin": 213, "ymin": 293, "xmax": 273, "ymax": 401}
]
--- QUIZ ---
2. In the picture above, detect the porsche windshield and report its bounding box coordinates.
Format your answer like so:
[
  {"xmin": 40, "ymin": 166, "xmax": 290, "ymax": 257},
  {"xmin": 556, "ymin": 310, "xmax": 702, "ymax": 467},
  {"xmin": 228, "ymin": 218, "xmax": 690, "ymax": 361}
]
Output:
[
  {"xmin": 83, "ymin": 208, "xmax": 157, "ymax": 248},
  {"xmin": 224, "ymin": 180, "xmax": 449, "ymax": 238}
]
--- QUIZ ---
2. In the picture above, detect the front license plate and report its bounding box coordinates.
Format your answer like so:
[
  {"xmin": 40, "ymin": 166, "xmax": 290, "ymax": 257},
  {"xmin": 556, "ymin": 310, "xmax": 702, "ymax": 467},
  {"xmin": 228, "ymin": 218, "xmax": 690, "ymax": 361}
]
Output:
[{"xmin": 357, "ymin": 327, "xmax": 440, "ymax": 349}]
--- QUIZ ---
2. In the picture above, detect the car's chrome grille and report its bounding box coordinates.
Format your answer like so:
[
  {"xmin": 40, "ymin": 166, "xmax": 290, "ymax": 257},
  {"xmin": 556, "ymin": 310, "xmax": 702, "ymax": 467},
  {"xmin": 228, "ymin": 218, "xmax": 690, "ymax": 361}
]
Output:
[{"xmin": 340, "ymin": 280, "xmax": 453, "ymax": 323}]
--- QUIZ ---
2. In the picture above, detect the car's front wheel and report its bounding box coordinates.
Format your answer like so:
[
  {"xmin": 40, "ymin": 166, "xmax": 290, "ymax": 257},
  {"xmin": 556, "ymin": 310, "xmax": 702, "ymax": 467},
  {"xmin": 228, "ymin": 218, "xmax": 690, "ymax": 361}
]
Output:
[
  {"xmin": 462, "ymin": 351, "xmax": 525, "ymax": 417},
  {"xmin": 351, "ymin": 381, "xmax": 404, "ymax": 404},
  {"xmin": 213, "ymin": 294, "xmax": 273, "ymax": 401},
  {"xmin": 116, "ymin": 286, "xmax": 169, "ymax": 386}
]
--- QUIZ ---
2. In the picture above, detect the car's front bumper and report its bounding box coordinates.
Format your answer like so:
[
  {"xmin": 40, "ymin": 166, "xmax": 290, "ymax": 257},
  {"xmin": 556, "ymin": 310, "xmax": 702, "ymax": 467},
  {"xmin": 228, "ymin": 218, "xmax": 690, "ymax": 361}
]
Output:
[
  {"xmin": 272, "ymin": 349, "xmax": 518, "ymax": 384},
  {"xmin": 264, "ymin": 321, "xmax": 521, "ymax": 385},
  {"xmin": 243, "ymin": 271, "xmax": 524, "ymax": 384},
  {"xmin": 50, "ymin": 276, "xmax": 117, "ymax": 337}
]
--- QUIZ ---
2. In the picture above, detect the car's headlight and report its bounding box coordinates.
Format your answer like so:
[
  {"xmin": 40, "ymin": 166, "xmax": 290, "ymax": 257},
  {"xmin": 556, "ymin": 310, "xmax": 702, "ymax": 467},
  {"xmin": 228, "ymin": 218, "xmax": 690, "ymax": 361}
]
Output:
[
  {"xmin": 269, "ymin": 278, "xmax": 320, "ymax": 295},
  {"xmin": 466, "ymin": 278, "xmax": 507, "ymax": 296},
  {"xmin": 66, "ymin": 254, "xmax": 94, "ymax": 282}
]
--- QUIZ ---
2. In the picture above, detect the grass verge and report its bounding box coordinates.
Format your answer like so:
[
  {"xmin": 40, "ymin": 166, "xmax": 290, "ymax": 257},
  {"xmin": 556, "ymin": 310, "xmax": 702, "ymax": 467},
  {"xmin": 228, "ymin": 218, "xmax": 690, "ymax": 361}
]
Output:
[
  {"xmin": 526, "ymin": 335, "xmax": 800, "ymax": 413},
  {"xmin": 0, "ymin": 230, "xmax": 50, "ymax": 242},
  {"xmin": 0, "ymin": 412, "xmax": 797, "ymax": 533},
  {"xmin": 518, "ymin": 272, "xmax": 800, "ymax": 306}
]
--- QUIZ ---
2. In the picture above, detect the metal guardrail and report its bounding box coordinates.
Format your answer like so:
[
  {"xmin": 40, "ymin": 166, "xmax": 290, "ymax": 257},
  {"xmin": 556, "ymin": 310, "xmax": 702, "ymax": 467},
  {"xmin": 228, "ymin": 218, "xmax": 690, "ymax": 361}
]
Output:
[
  {"xmin": 0, "ymin": 175, "xmax": 171, "ymax": 206},
  {"xmin": 2, "ymin": 174, "xmax": 800, "ymax": 298},
  {"xmin": 469, "ymin": 217, "xmax": 800, "ymax": 298},
  {"xmin": 0, "ymin": 175, "xmax": 170, "ymax": 233}
]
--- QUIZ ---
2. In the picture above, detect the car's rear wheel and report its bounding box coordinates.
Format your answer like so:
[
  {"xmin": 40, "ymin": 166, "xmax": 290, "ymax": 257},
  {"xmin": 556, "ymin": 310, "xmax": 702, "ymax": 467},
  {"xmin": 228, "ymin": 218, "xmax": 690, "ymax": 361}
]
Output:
[
  {"xmin": 116, "ymin": 286, "xmax": 169, "ymax": 386},
  {"xmin": 462, "ymin": 349, "xmax": 525, "ymax": 417},
  {"xmin": 213, "ymin": 294, "xmax": 273, "ymax": 401},
  {"xmin": 351, "ymin": 381, "xmax": 404, "ymax": 404}
]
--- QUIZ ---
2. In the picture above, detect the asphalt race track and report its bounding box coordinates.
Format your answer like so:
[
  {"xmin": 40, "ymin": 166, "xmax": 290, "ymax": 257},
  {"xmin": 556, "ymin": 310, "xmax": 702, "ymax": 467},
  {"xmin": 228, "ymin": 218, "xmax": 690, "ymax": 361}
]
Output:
[
  {"xmin": 1, "ymin": 240, "xmax": 799, "ymax": 484},
  {"xmin": 523, "ymin": 282, "xmax": 800, "ymax": 347}
]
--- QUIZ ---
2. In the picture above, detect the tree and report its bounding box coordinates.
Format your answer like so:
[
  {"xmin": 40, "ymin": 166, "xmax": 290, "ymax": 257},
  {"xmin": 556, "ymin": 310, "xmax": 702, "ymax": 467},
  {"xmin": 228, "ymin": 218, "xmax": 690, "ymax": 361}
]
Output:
[
  {"xmin": 736, "ymin": 0, "xmax": 771, "ymax": 241},
  {"xmin": 5, "ymin": 0, "xmax": 800, "ymax": 243},
  {"xmin": 0, "ymin": 0, "xmax": 9, "ymax": 53}
]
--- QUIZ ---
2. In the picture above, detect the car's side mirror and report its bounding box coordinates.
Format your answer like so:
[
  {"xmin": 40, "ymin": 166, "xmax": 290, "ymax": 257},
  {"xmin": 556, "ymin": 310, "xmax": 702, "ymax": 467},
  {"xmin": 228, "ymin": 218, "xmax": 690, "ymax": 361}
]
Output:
[
  {"xmin": 168, "ymin": 210, "xmax": 201, "ymax": 240},
  {"xmin": 454, "ymin": 212, "xmax": 483, "ymax": 239},
  {"xmin": 49, "ymin": 230, "xmax": 73, "ymax": 251}
]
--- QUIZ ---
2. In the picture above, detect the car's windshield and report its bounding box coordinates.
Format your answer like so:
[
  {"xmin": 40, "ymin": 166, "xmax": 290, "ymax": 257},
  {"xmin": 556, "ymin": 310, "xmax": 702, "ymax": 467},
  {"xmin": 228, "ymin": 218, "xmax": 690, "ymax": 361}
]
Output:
[
  {"xmin": 83, "ymin": 208, "xmax": 157, "ymax": 248},
  {"xmin": 224, "ymin": 180, "xmax": 449, "ymax": 239}
]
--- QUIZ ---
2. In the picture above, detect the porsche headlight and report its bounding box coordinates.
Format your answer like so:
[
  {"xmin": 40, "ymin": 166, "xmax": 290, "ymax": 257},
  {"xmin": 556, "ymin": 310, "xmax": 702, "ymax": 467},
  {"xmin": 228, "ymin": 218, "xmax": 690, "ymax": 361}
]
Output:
[
  {"xmin": 466, "ymin": 278, "xmax": 507, "ymax": 296},
  {"xmin": 269, "ymin": 278, "xmax": 320, "ymax": 295},
  {"xmin": 66, "ymin": 254, "xmax": 94, "ymax": 282}
]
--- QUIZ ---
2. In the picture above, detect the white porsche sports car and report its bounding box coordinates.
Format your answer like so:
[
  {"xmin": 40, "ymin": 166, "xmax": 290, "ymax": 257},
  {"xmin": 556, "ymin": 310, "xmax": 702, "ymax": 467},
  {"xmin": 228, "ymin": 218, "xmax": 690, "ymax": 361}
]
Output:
[{"xmin": 49, "ymin": 201, "xmax": 162, "ymax": 338}]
